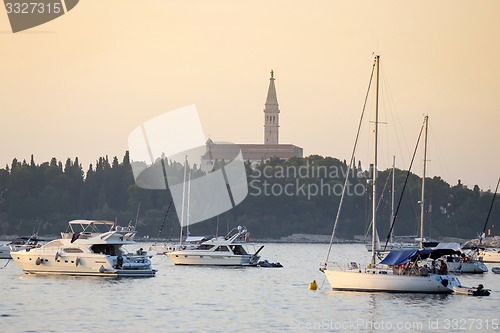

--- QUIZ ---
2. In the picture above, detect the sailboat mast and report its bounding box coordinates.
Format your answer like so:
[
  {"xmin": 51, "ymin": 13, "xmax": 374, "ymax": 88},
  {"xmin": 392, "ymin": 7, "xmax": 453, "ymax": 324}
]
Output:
[
  {"xmin": 186, "ymin": 172, "xmax": 191, "ymax": 236},
  {"xmin": 390, "ymin": 156, "xmax": 395, "ymax": 243},
  {"xmin": 371, "ymin": 55, "xmax": 380, "ymax": 265},
  {"xmin": 480, "ymin": 177, "xmax": 500, "ymax": 244},
  {"xmin": 419, "ymin": 116, "xmax": 429, "ymax": 250},
  {"xmin": 180, "ymin": 155, "xmax": 188, "ymax": 246}
]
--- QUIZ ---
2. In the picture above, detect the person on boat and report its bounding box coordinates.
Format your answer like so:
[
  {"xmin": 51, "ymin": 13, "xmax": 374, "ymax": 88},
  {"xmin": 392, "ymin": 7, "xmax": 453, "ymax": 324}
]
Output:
[
  {"xmin": 136, "ymin": 248, "xmax": 144, "ymax": 255},
  {"xmin": 439, "ymin": 260, "xmax": 448, "ymax": 275},
  {"xmin": 116, "ymin": 255, "xmax": 123, "ymax": 269}
]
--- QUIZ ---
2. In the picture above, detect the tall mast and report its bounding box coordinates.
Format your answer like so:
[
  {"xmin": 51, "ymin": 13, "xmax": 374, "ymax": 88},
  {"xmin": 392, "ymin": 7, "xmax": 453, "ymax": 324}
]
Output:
[
  {"xmin": 480, "ymin": 177, "xmax": 500, "ymax": 245},
  {"xmin": 419, "ymin": 116, "xmax": 429, "ymax": 250},
  {"xmin": 390, "ymin": 156, "xmax": 395, "ymax": 243},
  {"xmin": 186, "ymin": 172, "xmax": 191, "ymax": 236},
  {"xmin": 180, "ymin": 155, "xmax": 188, "ymax": 246},
  {"xmin": 371, "ymin": 55, "xmax": 380, "ymax": 265}
]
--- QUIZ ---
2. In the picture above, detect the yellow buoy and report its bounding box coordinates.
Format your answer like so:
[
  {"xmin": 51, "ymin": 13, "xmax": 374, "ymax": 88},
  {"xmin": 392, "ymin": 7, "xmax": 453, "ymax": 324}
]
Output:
[{"xmin": 308, "ymin": 280, "xmax": 318, "ymax": 290}]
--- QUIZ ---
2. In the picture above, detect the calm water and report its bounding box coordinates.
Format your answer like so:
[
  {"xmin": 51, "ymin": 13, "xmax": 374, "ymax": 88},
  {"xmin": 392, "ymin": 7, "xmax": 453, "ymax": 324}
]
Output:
[{"xmin": 1, "ymin": 243, "xmax": 499, "ymax": 332}]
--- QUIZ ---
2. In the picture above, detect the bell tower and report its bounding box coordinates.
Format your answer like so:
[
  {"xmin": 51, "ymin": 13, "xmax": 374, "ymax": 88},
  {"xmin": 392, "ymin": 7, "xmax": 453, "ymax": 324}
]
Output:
[{"xmin": 264, "ymin": 70, "xmax": 280, "ymax": 144}]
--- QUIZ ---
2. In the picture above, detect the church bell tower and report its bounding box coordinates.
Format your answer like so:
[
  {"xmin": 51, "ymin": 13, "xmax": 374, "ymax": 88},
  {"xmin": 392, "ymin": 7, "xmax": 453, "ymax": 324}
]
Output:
[{"xmin": 264, "ymin": 70, "xmax": 280, "ymax": 144}]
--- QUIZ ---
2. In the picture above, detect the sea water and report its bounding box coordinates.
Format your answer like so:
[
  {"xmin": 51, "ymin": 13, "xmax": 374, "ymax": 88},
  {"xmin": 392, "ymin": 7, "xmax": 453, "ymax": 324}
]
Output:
[{"xmin": 0, "ymin": 243, "xmax": 499, "ymax": 332}]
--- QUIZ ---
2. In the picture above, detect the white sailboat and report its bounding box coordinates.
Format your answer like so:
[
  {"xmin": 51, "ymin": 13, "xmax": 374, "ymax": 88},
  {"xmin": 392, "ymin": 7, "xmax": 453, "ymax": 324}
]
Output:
[
  {"xmin": 152, "ymin": 158, "xmax": 210, "ymax": 254},
  {"xmin": 477, "ymin": 178, "xmax": 500, "ymax": 263},
  {"xmin": 321, "ymin": 55, "xmax": 461, "ymax": 293}
]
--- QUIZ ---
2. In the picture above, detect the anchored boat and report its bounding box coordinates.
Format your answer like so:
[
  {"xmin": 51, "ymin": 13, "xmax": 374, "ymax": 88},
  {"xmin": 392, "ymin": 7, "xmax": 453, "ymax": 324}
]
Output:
[
  {"xmin": 166, "ymin": 227, "xmax": 263, "ymax": 266},
  {"xmin": 320, "ymin": 56, "xmax": 462, "ymax": 294},
  {"xmin": 10, "ymin": 220, "xmax": 156, "ymax": 277}
]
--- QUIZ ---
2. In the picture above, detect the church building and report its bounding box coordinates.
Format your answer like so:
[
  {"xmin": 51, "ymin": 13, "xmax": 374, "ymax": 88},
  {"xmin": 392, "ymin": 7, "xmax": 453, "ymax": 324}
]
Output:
[{"xmin": 202, "ymin": 71, "xmax": 303, "ymax": 164}]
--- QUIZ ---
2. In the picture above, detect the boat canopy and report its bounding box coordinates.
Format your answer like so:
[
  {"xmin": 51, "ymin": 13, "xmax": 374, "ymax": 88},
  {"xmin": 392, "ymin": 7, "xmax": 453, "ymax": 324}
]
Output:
[
  {"xmin": 185, "ymin": 236, "xmax": 211, "ymax": 243},
  {"xmin": 416, "ymin": 248, "xmax": 460, "ymax": 260},
  {"xmin": 380, "ymin": 250, "xmax": 418, "ymax": 266},
  {"xmin": 380, "ymin": 248, "xmax": 461, "ymax": 266}
]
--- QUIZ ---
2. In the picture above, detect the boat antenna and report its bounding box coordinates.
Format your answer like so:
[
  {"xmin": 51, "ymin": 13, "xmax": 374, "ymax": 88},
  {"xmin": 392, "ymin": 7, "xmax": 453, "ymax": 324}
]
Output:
[
  {"xmin": 479, "ymin": 177, "xmax": 500, "ymax": 246},
  {"xmin": 153, "ymin": 199, "xmax": 173, "ymax": 246},
  {"xmin": 324, "ymin": 56, "xmax": 376, "ymax": 263},
  {"xmin": 216, "ymin": 214, "xmax": 220, "ymax": 237},
  {"xmin": 134, "ymin": 202, "xmax": 141, "ymax": 229},
  {"xmin": 383, "ymin": 117, "xmax": 425, "ymax": 250}
]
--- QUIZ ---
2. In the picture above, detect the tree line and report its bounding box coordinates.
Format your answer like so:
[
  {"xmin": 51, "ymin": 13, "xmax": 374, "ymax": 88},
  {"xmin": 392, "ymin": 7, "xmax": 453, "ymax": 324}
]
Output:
[{"xmin": 0, "ymin": 152, "xmax": 498, "ymax": 240}]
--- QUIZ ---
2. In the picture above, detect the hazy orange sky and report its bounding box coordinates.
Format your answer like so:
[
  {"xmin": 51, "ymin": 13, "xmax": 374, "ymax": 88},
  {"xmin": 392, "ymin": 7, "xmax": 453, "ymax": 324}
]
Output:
[{"xmin": 1, "ymin": 1, "xmax": 499, "ymax": 190}]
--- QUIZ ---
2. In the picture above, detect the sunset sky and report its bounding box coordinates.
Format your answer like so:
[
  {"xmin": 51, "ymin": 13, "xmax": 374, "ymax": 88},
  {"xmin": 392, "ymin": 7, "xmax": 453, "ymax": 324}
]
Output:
[{"xmin": 1, "ymin": 0, "xmax": 499, "ymax": 190}]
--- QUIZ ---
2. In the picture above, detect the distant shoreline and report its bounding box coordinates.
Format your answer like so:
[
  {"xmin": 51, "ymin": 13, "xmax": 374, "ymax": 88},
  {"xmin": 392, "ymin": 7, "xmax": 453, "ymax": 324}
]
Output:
[{"xmin": 3, "ymin": 234, "xmax": 495, "ymax": 246}]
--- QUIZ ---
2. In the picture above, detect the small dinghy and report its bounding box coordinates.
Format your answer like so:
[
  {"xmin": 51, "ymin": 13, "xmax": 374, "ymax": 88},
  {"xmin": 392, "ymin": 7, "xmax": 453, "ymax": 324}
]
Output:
[
  {"xmin": 453, "ymin": 284, "xmax": 490, "ymax": 296},
  {"xmin": 258, "ymin": 260, "xmax": 283, "ymax": 268},
  {"xmin": 492, "ymin": 267, "xmax": 500, "ymax": 274}
]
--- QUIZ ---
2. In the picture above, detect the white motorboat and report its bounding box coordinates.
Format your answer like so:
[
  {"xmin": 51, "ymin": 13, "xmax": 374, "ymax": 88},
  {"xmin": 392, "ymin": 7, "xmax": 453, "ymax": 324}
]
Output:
[
  {"xmin": 0, "ymin": 235, "xmax": 44, "ymax": 259},
  {"xmin": 445, "ymin": 255, "xmax": 488, "ymax": 274},
  {"xmin": 428, "ymin": 243, "xmax": 488, "ymax": 274},
  {"xmin": 166, "ymin": 227, "xmax": 263, "ymax": 266},
  {"xmin": 479, "ymin": 249, "xmax": 500, "ymax": 263},
  {"xmin": 10, "ymin": 220, "xmax": 156, "ymax": 277},
  {"xmin": 321, "ymin": 56, "xmax": 462, "ymax": 294}
]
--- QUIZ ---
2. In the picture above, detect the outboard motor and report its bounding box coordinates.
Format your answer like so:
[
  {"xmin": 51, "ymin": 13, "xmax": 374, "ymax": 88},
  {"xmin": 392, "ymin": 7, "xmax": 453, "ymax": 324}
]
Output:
[{"xmin": 116, "ymin": 255, "xmax": 123, "ymax": 268}]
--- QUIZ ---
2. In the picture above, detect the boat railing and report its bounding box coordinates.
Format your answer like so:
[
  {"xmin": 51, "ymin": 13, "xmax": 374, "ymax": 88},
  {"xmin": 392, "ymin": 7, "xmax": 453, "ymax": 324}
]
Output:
[
  {"xmin": 321, "ymin": 261, "xmax": 361, "ymax": 272},
  {"xmin": 225, "ymin": 227, "xmax": 251, "ymax": 243}
]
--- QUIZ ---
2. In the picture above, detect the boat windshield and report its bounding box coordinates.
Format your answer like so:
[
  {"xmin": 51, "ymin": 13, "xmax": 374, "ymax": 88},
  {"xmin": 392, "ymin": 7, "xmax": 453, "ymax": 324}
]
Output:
[
  {"xmin": 91, "ymin": 244, "xmax": 121, "ymax": 256},
  {"xmin": 197, "ymin": 244, "xmax": 215, "ymax": 250},
  {"xmin": 231, "ymin": 245, "xmax": 248, "ymax": 255}
]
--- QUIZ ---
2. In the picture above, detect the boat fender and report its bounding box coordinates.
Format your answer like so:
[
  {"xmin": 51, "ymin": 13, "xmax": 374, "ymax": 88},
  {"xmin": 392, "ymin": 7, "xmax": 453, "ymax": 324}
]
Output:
[
  {"xmin": 35, "ymin": 257, "xmax": 42, "ymax": 265},
  {"xmin": 75, "ymin": 257, "xmax": 80, "ymax": 267},
  {"xmin": 308, "ymin": 280, "xmax": 318, "ymax": 290},
  {"xmin": 55, "ymin": 252, "xmax": 59, "ymax": 261},
  {"xmin": 99, "ymin": 265, "xmax": 105, "ymax": 273}
]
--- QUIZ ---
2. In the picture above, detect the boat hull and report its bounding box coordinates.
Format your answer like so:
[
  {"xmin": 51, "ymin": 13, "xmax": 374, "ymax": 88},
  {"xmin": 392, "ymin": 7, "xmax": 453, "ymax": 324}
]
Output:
[
  {"xmin": 324, "ymin": 269, "xmax": 460, "ymax": 294},
  {"xmin": 0, "ymin": 245, "xmax": 12, "ymax": 259},
  {"xmin": 479, "ymin": 250, "xmax": 500, "ymax": 263},
  {"xmin": 166, "ymin": 252, "xmax": 259, "ymax": 266},
  {"xmin": 447, "ymin": 261, "xmax": 488, "ymax": 274},
  {"xmin": 11, "ymin": 251, "xmax": 156, "ymax": 277}
]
